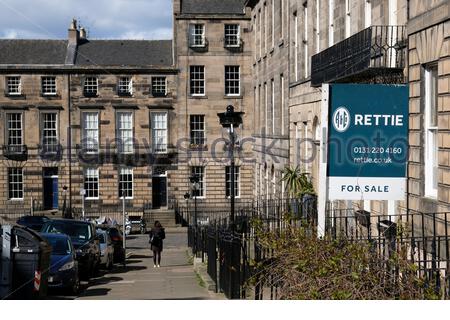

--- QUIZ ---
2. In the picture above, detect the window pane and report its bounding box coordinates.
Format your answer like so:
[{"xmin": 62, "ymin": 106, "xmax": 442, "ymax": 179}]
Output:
[
  {"xmin": 152, "ymin": 112, "xmax": 168, "ymax": 153},
  {"xmin": 84, "ymin": 167, "xmax": 99, "ymax": 199},
  {"xmin": 117, "ymin": 112, "xmax": 134, "ymax": 153},
  {"xmin": 42, "ymin": 113, "xmax": 58, "ymax": 151},
  {"xmin": 84, "ymin": 77, "xmax": 98, "ymax": 95},
  {"xmin": 8, "ymin": 168, "xmax": 23, "ymax": 199},
  {"xmin": 7, "ymin": 113, "xmax": 23, "ymax": 146},
  {"xmin": 7, "ymin": 77, "xmax": 21, "ymax": 94},
  {"xmin": 190, "ymin": 24, "xmax": 205, "ymax": 46},
  {"xmin": 152, "ymin": 77, "xmax": 167, "ymax": 96},
  {"xmin": 42, "ymin": 77, "xmax": 57, "ymax": 95},
  {"xmin": 82, "ymin": 112, "xmax": 99, "ymax": 152},
  {"xmin": 119, "ymin": 167, "xmax": 133, "ymax": 198},
  {"xmin": 191, "ymin": 166, "xmax": 205, "ymax": 198},
  {"xmin": 190, "ymin": 66, "xmax": 205, "ymax": 95},
  {"xmin": 225, "ymin": 24, "xmax": 240, "ymax": 46},
  {"xmin": 118, "ymin": 77, "xmax": 132, "ymax": 95},
  {"xmin": 225, "ymin": 66, "xmax": 240, "ymax": 95},
  {"xmin": 190, "ymin": 115, "xmax": 205, "ymax": 145}
]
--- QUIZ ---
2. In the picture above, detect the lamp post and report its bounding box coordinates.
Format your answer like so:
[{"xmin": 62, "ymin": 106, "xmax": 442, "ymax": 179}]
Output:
[
  {"xmin": 217, "ymin": 105, "xmax": 244, "ymax": 231},
  {"xmin": 62, "ymin": 185, "xmax": 68, "ymax": 219}
]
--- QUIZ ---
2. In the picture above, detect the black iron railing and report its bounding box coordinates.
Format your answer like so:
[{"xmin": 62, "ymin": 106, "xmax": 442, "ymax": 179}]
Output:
[
  {"xmin": 2, "ymin": 144, "xmax": 28, "ymax": 161},
  {"xmin": 311, "ymin": 25, "xmax": 407, "ymax": 86}
]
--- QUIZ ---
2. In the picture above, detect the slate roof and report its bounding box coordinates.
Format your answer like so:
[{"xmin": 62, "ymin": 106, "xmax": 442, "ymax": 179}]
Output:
[
  {"xmin": 0, "ymin": 40, "xmax": 68, "ymax": 65},
  {"xmin": 74, "ymin": 40, "xmax": 173, "ymax": 67},
  {"xmin": 181, "ymin": 0, "xmax": 246, "ymax": 14},
  {"xmin": 0, "ymin": 39, "xmax": 173, "ymax": 67}
]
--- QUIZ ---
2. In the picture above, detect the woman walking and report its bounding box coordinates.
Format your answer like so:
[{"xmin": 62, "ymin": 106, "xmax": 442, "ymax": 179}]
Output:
[{"xmin": 149, "ymin": 221, "xmax": 165, "ymax": 268}]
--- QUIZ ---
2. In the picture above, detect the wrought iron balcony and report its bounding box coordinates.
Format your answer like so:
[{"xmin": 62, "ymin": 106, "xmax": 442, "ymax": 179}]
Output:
[
  {"xmin": 38, "ymin": 143, "xmax": 63, "ymax": 161},
  {"xmin": 2, "ymin": 144, "xmax": 28, "ymax": 161},
  {"xmin": 311, "ymin": 25, "xmax": 407, "ymax": 87}
]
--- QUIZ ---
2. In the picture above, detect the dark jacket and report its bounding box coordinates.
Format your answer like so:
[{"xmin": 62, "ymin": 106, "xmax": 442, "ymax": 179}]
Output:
[{"xmin": 149, "ymin": 227, "xmax": 166, "ymax": 252}]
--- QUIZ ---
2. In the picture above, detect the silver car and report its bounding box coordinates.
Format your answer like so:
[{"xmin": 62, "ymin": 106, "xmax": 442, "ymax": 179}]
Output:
[{"xmin": 96, "ymin": 229, "xmax": 114, "ymax": 270}]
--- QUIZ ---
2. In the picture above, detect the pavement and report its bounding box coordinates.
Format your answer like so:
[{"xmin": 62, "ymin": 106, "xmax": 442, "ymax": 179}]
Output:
[{"xmin": 49, "ymin": 230, "xmax": 223, "ymax": 300}]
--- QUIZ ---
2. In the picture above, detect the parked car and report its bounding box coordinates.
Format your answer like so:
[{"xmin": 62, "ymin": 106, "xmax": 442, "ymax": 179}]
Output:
[
  {"xmin": 40, "ymin": 233, "xmax": 80, "ymax": 294},
  {"xmin": 41, "ymin": 219, "xmax": 100, "ymax": 279},
  {"xmin": 97, "ymin": 225, "xmax": 125, "ymax": 263},
  {"xmin": 128, "ymin": 216, "xmax": 147, "ymax": 234},
  {"xmin": 96, "ymin": 228, "xmax": 114, "ymax": 269},
  {"xmin": 16, "ymin": 215, "xmax": 51, "ymax": 231}
]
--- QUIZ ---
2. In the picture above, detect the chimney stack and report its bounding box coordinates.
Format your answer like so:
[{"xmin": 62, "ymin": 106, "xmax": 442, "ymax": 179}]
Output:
[
  {"xmin": 68, "ymin": 18, "xmax": 79, "ymax": 45},
  {"xmin": 80, "ymin": 27, "xmax": 87, "ymax": 40}
]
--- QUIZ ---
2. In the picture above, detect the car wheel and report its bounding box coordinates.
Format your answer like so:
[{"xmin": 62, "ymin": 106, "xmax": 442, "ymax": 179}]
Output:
[{"xmin": 72, "ymin": 275, "xmax": 80, "ymax": 295}]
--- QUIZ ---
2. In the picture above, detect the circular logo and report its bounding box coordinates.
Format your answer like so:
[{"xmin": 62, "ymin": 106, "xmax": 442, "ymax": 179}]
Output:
[{"xmin": 332, "ymin": 107, "xmax": 350, "ymax": 133}]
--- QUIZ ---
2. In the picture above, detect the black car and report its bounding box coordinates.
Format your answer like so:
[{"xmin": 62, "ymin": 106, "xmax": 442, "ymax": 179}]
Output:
[
  {"xmin": 16, "ymin": 215, "xmax": 51, "ymax": 231},
  {"xmin": 41, "ymin": 219, "xmax": 101, "ymax": 279},
  {"xmin": 97, "ymin": 224, "xmax": 125, "ymax": 263}
]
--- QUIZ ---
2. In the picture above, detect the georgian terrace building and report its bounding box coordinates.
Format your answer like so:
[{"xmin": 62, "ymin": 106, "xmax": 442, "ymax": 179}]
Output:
[{"xmin": 0, "ymin": 21, "xmax": 178, "ymax": 218}]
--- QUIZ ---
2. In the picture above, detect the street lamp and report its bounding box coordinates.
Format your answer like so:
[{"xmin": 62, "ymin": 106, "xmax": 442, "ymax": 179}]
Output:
[
  {"xmin": 217, "ymin": 105, "xmax": 244, "ymax": 231},
  {"xmin": 62, "ymin": 185, "xmax": 68, "ymax": 219}
]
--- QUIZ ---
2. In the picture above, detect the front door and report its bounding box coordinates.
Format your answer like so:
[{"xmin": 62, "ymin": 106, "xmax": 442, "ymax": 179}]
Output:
[
  {"xmin": 152, "ymin": 177, "xmax": 167, "ymax": 209},
  {"xmin": 43, "ymin": 168, "xmax": 58, "ymax": 210}
]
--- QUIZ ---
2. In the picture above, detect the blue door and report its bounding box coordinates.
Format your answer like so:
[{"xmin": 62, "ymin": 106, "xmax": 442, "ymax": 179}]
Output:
[
  {"xmin": 52, "ymin": 178, "xmax": 58, "ymax": 209},
  {"xmin": 43, "ymin": 168, "xmax": 58, "ymax": 210}
]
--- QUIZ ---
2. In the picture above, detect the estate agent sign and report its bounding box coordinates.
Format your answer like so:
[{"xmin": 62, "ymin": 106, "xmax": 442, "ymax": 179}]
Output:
[{"xmin": 327, "ymin": 84, "xmax": 409, "ymax": 200}]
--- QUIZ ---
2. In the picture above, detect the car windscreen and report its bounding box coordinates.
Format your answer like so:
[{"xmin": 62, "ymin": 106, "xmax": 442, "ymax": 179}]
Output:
[
  {"xmin": 44, "ymin": 237, "xmax": 72, "ymax": 255},
  {"xmin": 20, "ymin": 216, "xmax": 48, "ymax": 223},
  {"xmin": 45, "ymin": 222, "xmax": 92, "ymax": 241}
]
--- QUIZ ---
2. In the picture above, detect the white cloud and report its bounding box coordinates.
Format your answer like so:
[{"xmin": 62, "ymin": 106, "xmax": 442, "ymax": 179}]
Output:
[{"xmin": 0, "ymin": 0, "xmax": 173, "ymax": 39}]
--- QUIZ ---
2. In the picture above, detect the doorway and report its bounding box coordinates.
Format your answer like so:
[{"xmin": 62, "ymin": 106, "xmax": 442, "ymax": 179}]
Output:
[
  {"xmin": 43, "ymin": 168, "xmax": 58, "ymax": 210},
  {"xmin": 152, "ymin": 176, "xmax": 167, "ymax": 209}
]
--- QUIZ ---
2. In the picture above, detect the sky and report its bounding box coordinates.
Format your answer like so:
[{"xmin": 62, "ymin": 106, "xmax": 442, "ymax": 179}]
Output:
[{"xmin": 0, "ymin": 0, "xmax": 173, "ymax": 40}]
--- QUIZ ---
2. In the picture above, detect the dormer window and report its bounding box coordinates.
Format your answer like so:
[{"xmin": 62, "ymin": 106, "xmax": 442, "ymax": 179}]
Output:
[
  {"xmin": 42, "ymin": 76, "xmax": 57, "ymax": 96},
  {"xmin": 118, "ymin": 77, "xmax": 132, "ymax": 96},
  {"xmin": 83, "ymin": 77, "xmax": 98, "ymax": 97},
  {"xmin": 6, "ymin": 76, "xmax": 21, "ymax": 95}
]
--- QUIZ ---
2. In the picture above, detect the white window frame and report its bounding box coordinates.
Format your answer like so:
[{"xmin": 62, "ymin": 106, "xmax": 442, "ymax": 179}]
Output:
[
  {"xmin": 225, "ymin": 24, "xmax": 240, "ymax": 47},
  {"xmin": 151, "ymin": 111, "xmax": 168, "ymax": 154},
  {"xmin": 190, "ymin": 115, "xmax": 206, "ymax": 146},
  {"xmin": 189, "ymin": 24, "xmax": 206, "ymax": 47},
  {"xmin": 116, "ymin": 111, "xmax": 134, "ymax": 154},
  {"xmin": 41, "ymin": 76, "xmax": 57, "ymax": 96},
  {"xmin": 118, "ymin": 167, "xmax": 133, "ymax": 199},
  {"xmin": 271, "ymin": 79, "xmax": 275, "ymax": 135},
  {"xmin": 83, "ymin": 77, "xmax": 98, "ymax": 96},
  {"xmin": 225, "ymin": 66, "xmax": 241, "ymax": 96},
  {"xmin": 84, "ymin": 167, "xmax": 99, "ymax": 200},
  {"xmin": 365, "ymin": 0, "xmax": 372, "ymax": 28},
  {"xmin": 226, "ymin": 166, "xmax": 240, "ymax": 198},
  {"xmin": 82, "ymin": 111, "xmax": 99, "ymax": 153},
  {"xmin": 6, "ymin": 112, "xmax": 23, "ymax": 147},
  {"xmin": 8, "ymin": 168, "xmax": 23, "ymax": 200},
  {"xmin": 41, "ymin": 112, "xmax": 59, "ymax": 151},
  {"xmin": 345, "ymin": 0, "xmax": 351, "ymax": 38},
  {"xmin": 190, "ymin": 65, "xmax": 205, "ymax": 96},
  {"xmin": 6, "ymin": 76, "xmax": 21, "ymax": 95},
  {"xmin": 316, "ymin": 0, "xmax": 321, "ymax": 54},
  {"xmin": 191, "ymin": 166, "xmax": 206, "ymax": 199},
  {"xmin": 118, "ymin": 77, "xmax": 132, "ymax": 96},
  {"xmin": 328, "ymin": 0, "xmax": 334, "ymax": 46},
  {"xmin": 424, "ymin": 65, "xmax": 438, "ymax": 199},
  {"xmin": 151, "ymin": 76, "xmax": 167, "ymax": 96}
]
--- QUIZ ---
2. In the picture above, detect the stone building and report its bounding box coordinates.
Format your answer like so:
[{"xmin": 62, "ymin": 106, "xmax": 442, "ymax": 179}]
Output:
[
  {"xmin": 407, "ymin": 0, "xmax": 450, "ymax": 214},
  {"xmin": 245, "ymin": 0, "xmax": 290, "ymax": 200},
  {"xmin": 0, "ymin": 20, "xmax": 178, "ymax": 218},
  {"xmin": 172, "ymin": 0, "xmax": 255, "ymax": 208}
]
